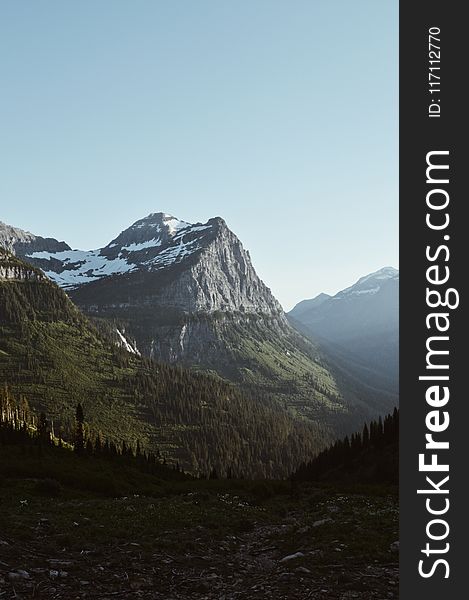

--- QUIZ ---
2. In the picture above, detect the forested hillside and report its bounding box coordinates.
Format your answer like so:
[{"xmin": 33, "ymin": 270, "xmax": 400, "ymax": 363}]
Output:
[
  {"xmin": 0, "ymin": 249, "xmax": 331, "ymax": 478},
  {"xmin": 293, "ymin": 409, "xmax": 399, "ymax": 484}
]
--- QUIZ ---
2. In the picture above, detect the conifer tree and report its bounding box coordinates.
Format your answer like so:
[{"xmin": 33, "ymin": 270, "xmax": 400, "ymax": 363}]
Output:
[
  {"xmin": 75, "ymin": 403, "xmax": 85, "ymax": 454},
  {"xmin": 362, "ymin": 423, "xmax": 370, "ymax": 447},
  {"xmin": 37, "ymin": 412, "xmax": 50, "ymax": 445},
  {"xmin": 86, "ymin": 438, "xmax": 94, "ymax": 454}
]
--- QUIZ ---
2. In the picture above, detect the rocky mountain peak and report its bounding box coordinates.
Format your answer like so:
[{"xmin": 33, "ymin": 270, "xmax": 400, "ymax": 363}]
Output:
[
  {"xmin": 1, "ymin": 214, "xmax": 283, "ymax": 317},
  {"xmin": 104, "ymin": 212, "xmax": 191, "ymax": 253},
  {"xmin": 334, "ymin": 266, "xmax": 399, "ymax": 300},
  {"xmin": 0, "ymin": 222, "xmax": 36, "ymax": 252},
  {"xmin": 0, "ymin": 221, "xmax": 70, "ymax": 256},
  {"xmin": 206, "ymin": 216, "xmax": 227, "ymax": 226}
]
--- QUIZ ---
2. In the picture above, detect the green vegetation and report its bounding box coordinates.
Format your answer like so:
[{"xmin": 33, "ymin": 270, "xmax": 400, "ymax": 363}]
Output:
[
  {"xmin": 89, "ymin": 306, "xmax": 365, "ymax": 433},
  {"xmin": 69, "ymin": 248, "xmax": 373, "ymax": 436},
  {"xmin": 0, "ymin": 249, "xmax": 330, "ymax": 478},
  {"xmin": 199, "ymin": 315, "xmax": 352, "ymax": 421}
]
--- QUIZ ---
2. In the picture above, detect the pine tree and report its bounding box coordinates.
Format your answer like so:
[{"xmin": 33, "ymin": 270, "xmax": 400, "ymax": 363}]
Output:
[
  {"xmin": 362, "ymin": 423, "xmax": 370, "ymax": 447},
  {"xmin": 37, "ymin": 412, "xmax": 50, "ymax": 445},
  {"xmin": 75, "ymin": 403, "xmax": 85, "ymax": 454}
]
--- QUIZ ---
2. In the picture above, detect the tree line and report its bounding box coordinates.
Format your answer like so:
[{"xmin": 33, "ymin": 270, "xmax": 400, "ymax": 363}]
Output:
[
  {"xmin": 0, "ymin": 386, "xmax": 185, "ymax": 479},
  {"xmin": 293, "ymin": 408, "xmax": 399, "ymax": 484}
]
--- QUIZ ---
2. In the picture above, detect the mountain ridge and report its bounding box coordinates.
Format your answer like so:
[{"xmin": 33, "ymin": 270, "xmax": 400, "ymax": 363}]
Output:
[
  {"xmin": 0, "ymin": 220, "xmax": 70, "ymax": 257},
  {"xmin": 1, "ymin": 215, "xmax": 390, "ymax": 432},
  {"xmin": 4, "ymin": 213, "xmax": 284, "ymax": 316},
  {"xmin": 288, "ymin": 267, "xmax": 399, "ymax": 406}
]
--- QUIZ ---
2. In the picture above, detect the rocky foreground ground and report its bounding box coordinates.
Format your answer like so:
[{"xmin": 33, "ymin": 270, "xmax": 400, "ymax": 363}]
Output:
[{"xmin": 0, "ymin": 481, "xmax": 398, "ymax": 599}]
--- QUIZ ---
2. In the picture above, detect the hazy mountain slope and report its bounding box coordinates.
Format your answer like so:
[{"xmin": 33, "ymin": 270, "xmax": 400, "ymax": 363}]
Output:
[
  {"xmin": 288, "ymin": 292, "xmax": 331, "ymax": 320},
  {"xmin": 289, "ymin": 268, "xmax": 399, "ymax": 405},
  {"xmin": 291, "ymin": 268, "xmax": 398, "ymax": 341}
]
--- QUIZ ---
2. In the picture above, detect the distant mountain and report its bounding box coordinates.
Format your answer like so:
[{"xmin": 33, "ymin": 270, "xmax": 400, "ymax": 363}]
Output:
[
  {"xmin": 288, "ymin": 267, "xmax": 399, "ymax": 408},
  {"xmin": 289, "ymin": 292, "xmax": 331, "ymax": 320},
  {"xmin": 0, "ymin": 247, "xmax": 332, "ymax": 478},
  {"xmin": 290, "ymin": 267, "xmax": 398, "ymax": 342}
]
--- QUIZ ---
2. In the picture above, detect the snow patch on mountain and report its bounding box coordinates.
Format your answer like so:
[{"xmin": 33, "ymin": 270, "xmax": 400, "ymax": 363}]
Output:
[
  {"xmin": 334, "ymin": 267, "xmax": 398, "ymax": 300},
  {"xmin": 27, "ymin": 248, "xmax": 135, "ymax": 288},
  {"xmin": 19, "ymin": 214, "xmax": 218, "ymax": 289},
  {"xmin": 333, "ymin": 286, "xmax": 380, "ymax": 298},
  {"xmin": 130, "ymin": 213, "xmax": 189, "ymax": 233},
  {"xmin": 146, "ymin": 237, "xmax": 204, "ymax": 269},
  {"xmin": 164, "ymin": 216, "xmax": 190, "ymax": 235},
  {"xmin": 116, "ymin": 328, "xmax": 141, "ymax": 355},
  {"xmin": 121, "ymin": 239, "xmax": 163, "ymax": 252},
  {"xmin": 356, "ymin": 266, "xmax": 398, "ymax": 284}
]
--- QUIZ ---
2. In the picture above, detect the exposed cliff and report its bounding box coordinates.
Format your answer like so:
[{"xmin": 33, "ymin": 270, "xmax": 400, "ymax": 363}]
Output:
[{"xmin": 0, "ymin": 248, "xmax": 46, "ymax": 282}]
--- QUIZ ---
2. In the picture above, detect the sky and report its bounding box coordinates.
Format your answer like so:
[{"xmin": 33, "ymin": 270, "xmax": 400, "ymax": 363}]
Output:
[{"xmin": 0, "ymin": 1, "xmax": 398, "ymax": 311}]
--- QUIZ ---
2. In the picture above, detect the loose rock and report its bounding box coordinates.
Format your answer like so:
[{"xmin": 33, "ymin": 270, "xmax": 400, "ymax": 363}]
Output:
[{"xmin": 280, "ymin": 551, "xmax": 305, "ymax": 562}]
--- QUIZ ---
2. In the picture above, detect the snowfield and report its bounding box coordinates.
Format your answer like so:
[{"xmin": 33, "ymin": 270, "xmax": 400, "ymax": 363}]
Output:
[{"xmin": 24, "ymin": 213, "xmax": 216, "ymax": 289}]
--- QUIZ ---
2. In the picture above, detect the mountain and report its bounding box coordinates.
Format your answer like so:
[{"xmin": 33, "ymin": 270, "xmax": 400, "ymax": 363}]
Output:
[
  {"xmin": 288, "ymin": 267, "xmax": 399, "ymax": 409},
  {"xmin": 4, "ymin": 213, "xmax": 283, "ymax": 308},
  {"xmin": 289, "ymin": 292, "xmax": 331, "ymax": 320},
  {"xmin": 290, "ymin": 267, "xmax": 398, "ymax": 341},
  {"xmin": 2, "ymin": 213, "xmax": 379, "ymax": 432},
  {"xmin": 3, "ymin": 213, "xmax": 281, "ymax": 311},
  {"xmin": 0, "ymin": 221, "xmax": 69, "ymax": 256},
  {"xmin": 0, "ymin": 247, "xmax": 335, "ymax": 478}
]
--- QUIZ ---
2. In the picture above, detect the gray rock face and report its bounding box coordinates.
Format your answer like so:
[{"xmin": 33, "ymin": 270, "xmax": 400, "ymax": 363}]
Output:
[
  {"xmin": 0, "ymin": 264, "xmax": 44, "ymax": 281},
  {"xmin": 0, "ymin": 248, "xmax": 46, "ymax": 282},
  {"xmin": 0, "ymin": 221, "xmax": 70, "ymax": 256},
  {"xmin": 62, "ymin": 214, "xmax": 291, "ymax": 376},
  {"xmin": 146, "ymin": 312, "xmax": 291, "ymax": 370},
  {"xmin": 146, "ymin": 218, "xmax": 283, "ymax": 315},
  {"xmin": 1, "ymin": 212, "xmax": 289, "ymax": 363},
  {"xmin": 1, "ymin": 214, "xmax": 282, "ymax": 316}
]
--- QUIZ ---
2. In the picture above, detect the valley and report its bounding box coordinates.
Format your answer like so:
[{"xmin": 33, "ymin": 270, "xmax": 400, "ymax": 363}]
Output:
[
  {"xmin": 0, "ymin": 214, "xmax": 400, "ymax": 477},
  {"xmin": 1, "ymin": 214, "xmax": 395, "ymax": 447},
  {"xmin": 0, "ymin": 216, "xmax": 400, "ymax": 598},
  {"xmin": 0, "ymin": 441, "xmax": 398, "ymax": 600}
]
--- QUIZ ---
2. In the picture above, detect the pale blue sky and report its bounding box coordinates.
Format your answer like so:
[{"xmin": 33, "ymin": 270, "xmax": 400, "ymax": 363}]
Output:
[{"xmin": 0, "ymin": 1, "xmax": 397, "ymax": 310}]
